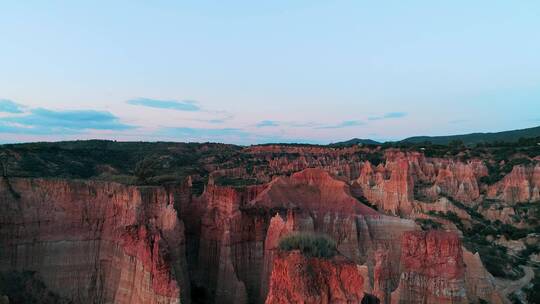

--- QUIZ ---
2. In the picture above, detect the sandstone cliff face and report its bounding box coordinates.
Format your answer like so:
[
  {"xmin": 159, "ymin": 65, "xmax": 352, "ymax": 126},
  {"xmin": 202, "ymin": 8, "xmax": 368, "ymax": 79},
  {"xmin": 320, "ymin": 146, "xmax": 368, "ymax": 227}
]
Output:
[
  {"xmin": 353, "ymin": 159, "xmax": 415, "ymax": 215},
  {"xmin": 362, "ymin": 216, "xmax": 418, "ymax": 304},
  {"xmin": 265, "ymin": 251, "xmax": 366, "ymax": 304},
  {"xmin": 250, "ymin": 168, "xmax": 378, "ymax": 215},
  {"xmin": 429, "ymin": 160, "xmax": 483, "ymax": 203},
  {"xmin": 487, "ymin": 164, "xmax": 540, "ymax": 204},
  {"xmin": 0, "ymin": 178, "xmax": 188, "ymax": 304},
  {"xmin": 391, "ymin": 231, "xmax": 467, "ymax": 304},
  {"xmin": 188, "ymin": 184, "xmax": 259, "ymax": 304},
  {"xmin": 351, "ymin": 151, "xmax": 487, "ymax": 215},
  {"xmin": 259, "ymin": 211, "xmax": 328, "ymax": 301}
]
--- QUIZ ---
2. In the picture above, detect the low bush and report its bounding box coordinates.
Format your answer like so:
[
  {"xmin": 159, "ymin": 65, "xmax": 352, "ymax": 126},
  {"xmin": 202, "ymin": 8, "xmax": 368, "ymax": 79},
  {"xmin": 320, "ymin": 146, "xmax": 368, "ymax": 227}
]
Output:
[
  {"xmin": 524, "ymin": 269, "xmax": 540, "ymax": 303},
  {"xmin": 278, "ymin": 232, "xmax": 337, "ymax": 258},
  {"xmin": 415, "ymin": 218, "xmax": 443, "ymax": 230}
]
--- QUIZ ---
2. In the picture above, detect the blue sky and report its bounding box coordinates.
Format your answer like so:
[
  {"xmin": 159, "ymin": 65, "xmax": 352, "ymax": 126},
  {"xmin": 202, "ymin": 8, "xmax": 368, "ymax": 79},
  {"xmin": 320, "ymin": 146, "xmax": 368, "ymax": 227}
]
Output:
[{"xmin": 1, "ymin": 1, "xmax": 539, "ymax": 145}]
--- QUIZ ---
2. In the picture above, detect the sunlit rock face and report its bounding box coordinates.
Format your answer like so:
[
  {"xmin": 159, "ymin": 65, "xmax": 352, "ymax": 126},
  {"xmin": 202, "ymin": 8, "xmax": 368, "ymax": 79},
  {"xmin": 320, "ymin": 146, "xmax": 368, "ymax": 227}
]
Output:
[
  {"xmin": 0, "ymin": 178, "xmax": 188, "ymax": 304},
  {"xmin": 487, "ymin": 164, "xmax": 540, "ymax": 203},
  {"xmin": 350, "ymin": 151, "xmax": 488, "ymax": 216},
  {"xmin": 265, "ymin": 251, "xmax": 366, "ymax": 304},
  {"xmin": 391, "ymin": 231, "xmax": 467, "ymax": 304}
]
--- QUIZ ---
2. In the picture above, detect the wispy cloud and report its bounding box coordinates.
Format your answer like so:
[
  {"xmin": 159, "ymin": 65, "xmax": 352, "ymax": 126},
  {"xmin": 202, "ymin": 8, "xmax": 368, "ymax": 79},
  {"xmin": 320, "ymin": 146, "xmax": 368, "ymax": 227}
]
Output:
[
  {"xmin": 0, "ymin": 122, "xmax": 52, "ymax": 135},
  {"xmin": 257, "ymin": 120, "xmax": 279, "ymax": 127},
  {"xmin": 0, "ymin": 99, "xmax": 24, "ymax": 113},
  {"xmin": 317, "ymin": 120, "xmax": 365, "ymax": 129},
  {"xmin": 0, "ymin": 108, "xmax": 132, "ymax": 134},
  {"xmin": 127, "ymin": 98, "xmax": 200, "ymax": 111},
  {"xmin": 368, "ymin": 112, "xmax": 407, "ymax": 121}
]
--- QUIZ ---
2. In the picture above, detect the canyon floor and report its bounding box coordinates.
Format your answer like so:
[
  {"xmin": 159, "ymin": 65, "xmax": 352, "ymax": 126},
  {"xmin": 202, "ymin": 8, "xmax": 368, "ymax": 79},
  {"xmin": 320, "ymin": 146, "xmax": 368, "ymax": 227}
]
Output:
[{"xmin": 0, "ymin": 139, "xmax": 539, "ymax": 303}]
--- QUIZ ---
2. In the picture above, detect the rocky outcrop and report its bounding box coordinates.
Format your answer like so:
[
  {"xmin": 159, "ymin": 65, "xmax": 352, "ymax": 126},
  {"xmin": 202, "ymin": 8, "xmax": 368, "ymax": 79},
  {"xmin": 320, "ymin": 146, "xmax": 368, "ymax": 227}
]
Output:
[
  {"xmin": 351, "ymin": 151, "xmax": 488, "ymax": 215},
  {"xmin": 413, "ymin": 197, "xmax": 472, "ymax": 221},
  {"xmin": 260, "ymin": 213, "xmax": 296, "ymax": 301},
  {"xmin": 0, "ymin": 178, "xmax": 188, "ymax": 304},
  {"xmin": 479, "ymin": 204, "xmax": 517, "ymax": 225},
  {"xmin": 362, "ymin": 216, "xmax": 418, "ymax": 303},
  {"xmin": 487, "ymin": 164, "xmax": 540, "ymax": 204},
  {"xmin": 353, "ymin": 158, "xmax": 414, "ymax": 215},
  {"xmin": 428, "ymin": 162, "xmax": 482, "ymax": 203},
  {"xmin": 391, "ymin": 231, "xmax": 467, "ymax": 304},
  {"xmin": 260, "ymin": 211, "xmax": 324, "ymax": 301},
  {"xmin": 265, "ymin": 251, "xmax": 366, "ymax": 304},
  {"xmin": 250, "ymin": 168, "xmax": 378, "ymax": 215}
]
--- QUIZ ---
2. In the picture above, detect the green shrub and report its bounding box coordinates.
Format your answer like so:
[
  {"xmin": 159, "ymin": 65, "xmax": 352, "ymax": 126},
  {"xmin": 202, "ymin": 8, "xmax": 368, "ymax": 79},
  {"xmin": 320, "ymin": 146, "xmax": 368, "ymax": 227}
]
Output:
[
  {"xmin": 524, "ymin": 270, "xmax": 540, "ymax": 303},
  {"xmin": 415, "ymin": 218, "xmax": 443, "ymax": 230},
  {"xmin": 429, "ymin": 211, "xmax": 465, "ymax": 230},
  {"xmin": 214, "ymin": 176, "xmax": 259, "ymax": 187},
  {"xmin": 278, "ymin": 232, "xmax": 337, "ymax": 258}
]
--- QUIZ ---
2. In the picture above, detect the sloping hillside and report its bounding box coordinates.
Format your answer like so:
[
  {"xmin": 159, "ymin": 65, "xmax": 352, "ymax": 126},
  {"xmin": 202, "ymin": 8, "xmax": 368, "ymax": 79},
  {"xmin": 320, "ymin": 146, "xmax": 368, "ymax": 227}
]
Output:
[{"xmin": 401, "ymin": 125, "xmax": 540, "ymax": 145}]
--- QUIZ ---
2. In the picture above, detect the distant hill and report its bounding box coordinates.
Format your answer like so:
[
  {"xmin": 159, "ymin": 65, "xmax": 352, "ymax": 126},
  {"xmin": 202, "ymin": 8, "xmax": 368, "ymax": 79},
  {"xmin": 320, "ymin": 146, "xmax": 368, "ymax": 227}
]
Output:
[
  {"xmin": 330, "ymin": 138, "xmax": 380, "ymax": 146},
  {"xmin": 401, "ymin": 125, "xmax": 540, "ymax": 146}
]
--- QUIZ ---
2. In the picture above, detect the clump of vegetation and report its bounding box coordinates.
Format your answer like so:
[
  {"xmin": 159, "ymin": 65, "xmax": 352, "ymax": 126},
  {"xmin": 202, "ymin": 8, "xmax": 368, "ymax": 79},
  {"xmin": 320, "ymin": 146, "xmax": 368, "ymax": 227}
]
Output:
[
  {"xmin": 355, "ymin": 151, "xmax": 385, "ymax": 166},
  {"xmin": 427, "ymin": 211, "xmax": 464, "ymax": 230},
  {"xmin": 514, "ymin": 202, "xmax": 540, "ymax": 226},
  {"xmin": 508, "ymin": 292, "xmax": 522, "ymax": 304},
  {"xmin": 480, "ymin": 157, "xmax": 532, "ymax": 185},
  {"xmin": 443, "ymin": 196, "xmax": 484, "ymax": 220},
  {"xmin": 524, "ymin": 269, "xmax": 540, "ymax": 303},
  {"xmin": 278, "ymin": 232, "xmax": 337, "ymax": 258},
  {"xmin": 415, "ymin": 218, "xmax": 443, "ymax": 230},
  {"xmin": 214, "ymin": 176, "xmax": 259, "ymax": 187}
]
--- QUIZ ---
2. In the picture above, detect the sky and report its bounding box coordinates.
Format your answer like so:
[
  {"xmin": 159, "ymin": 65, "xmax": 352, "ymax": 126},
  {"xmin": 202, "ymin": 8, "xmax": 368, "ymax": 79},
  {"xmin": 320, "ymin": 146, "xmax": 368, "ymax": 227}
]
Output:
[{"xmin": 1, "ymin": 1, "xmax": 540, "ymax": 145}]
